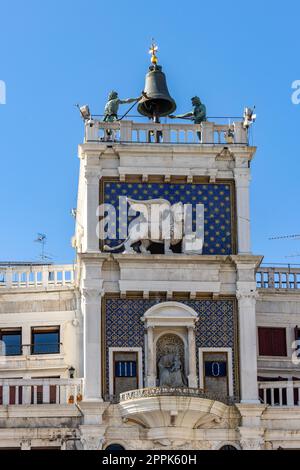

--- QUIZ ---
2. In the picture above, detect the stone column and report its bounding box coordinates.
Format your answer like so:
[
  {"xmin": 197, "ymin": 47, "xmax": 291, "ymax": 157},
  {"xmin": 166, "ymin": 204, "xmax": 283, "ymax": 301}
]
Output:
[
  {"xmin": 82, "ymin": 285, "xmax": 103, "ymax": 401},
  {"xmin": 234, "ymin": 168, "xmax": 251, "ymax": 255},
  {"xmin": 237, "ymin": 289, "xmax": 259, "ymax": 403},
  {"xmin": 146, "ymin": 326, "xmax": 156, "ymax": 387},
  {"xmin": 187, "ymin": 326, "xmax": 198, "ymax": 388},
  {"xmin": 84, "ymin": 168, "xmax": 101, "ymax": 253}
]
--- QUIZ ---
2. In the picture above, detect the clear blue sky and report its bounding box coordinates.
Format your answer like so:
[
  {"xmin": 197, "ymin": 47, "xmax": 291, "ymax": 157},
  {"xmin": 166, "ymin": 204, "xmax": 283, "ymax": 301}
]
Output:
[{"xmin": 0, "ymin": 0, "xmax": 299, "ymax": 264}]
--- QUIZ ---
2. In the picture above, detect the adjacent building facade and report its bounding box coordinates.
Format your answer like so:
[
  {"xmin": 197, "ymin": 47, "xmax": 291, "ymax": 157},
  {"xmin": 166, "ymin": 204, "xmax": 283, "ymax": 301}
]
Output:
[{"xmin": 0, "ymin": 86, "xmax": 300, "ymax": 450}]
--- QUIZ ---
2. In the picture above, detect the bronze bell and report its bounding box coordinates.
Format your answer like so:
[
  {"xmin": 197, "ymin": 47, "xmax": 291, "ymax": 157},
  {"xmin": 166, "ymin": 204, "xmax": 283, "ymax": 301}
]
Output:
[{"xmin": 138, "ymin": 64, "xmax": 176, "ymax": 120}]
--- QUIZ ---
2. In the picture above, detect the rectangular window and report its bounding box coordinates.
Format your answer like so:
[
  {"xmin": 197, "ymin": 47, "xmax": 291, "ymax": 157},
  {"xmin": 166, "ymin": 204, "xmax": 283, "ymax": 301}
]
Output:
[
  {"xmin": 115, "ymin": 361, "xmax": 137, "ymax": 378},
  {"xmin": 202, "ymin": 352, "xmax": 229, "ymax": 395},
  {"xmin": 258, "ymin": 327, "xmax": 287, "ymax": 356},
  {"xmin": 31, "ymin": 327, "xmax": 60, "ymax": 355},
  {"xmin": 0, "ymin": 329, "xmax": 22, "ymax": 356},
  {"xmin": 113, "ymin": 352, "xmax": 138, "ymax": 396}
]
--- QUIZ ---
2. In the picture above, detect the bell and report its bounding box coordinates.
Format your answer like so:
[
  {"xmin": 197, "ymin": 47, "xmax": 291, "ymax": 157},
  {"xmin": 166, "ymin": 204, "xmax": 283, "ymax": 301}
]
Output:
[{"xmin": 138, "ymin": 64, "xmax": 176, "ymax": 119}]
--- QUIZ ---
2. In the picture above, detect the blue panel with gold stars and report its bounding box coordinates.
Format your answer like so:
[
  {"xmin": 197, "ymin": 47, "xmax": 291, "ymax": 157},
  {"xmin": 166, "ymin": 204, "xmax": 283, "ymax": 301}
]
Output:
[{"xmin": 103, "ymin": 181, "xmax": 234, "ymax": 255}]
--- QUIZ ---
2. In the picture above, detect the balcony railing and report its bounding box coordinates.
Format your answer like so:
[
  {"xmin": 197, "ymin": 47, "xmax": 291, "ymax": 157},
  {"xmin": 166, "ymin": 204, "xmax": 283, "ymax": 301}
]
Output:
[
  {"xmin": 0, "ymin": 378, "xmax": 83, "ymax": 405},
  {"xmin": 256, "ymin": 267, "xmax": 300, "ymax": 290},
  {"xmin": 119, "ymin": 387, "xmax": 237, "ymax": 405},
  {"xmin": 84, "ymin": 120, "xmax": 248, "ymax": 146},
  {"xmin": 0, "ymin": 264, "xmax": 76, "ymax": 289},
  {"xmin": 258, "ymin": 380, "xmax": 300, "ymax": 406}
]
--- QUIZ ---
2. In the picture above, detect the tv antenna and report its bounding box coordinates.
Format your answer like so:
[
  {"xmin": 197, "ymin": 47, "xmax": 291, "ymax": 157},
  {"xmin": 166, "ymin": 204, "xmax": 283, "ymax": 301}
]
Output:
[
  {"xmin": 269, "ymin": 233, "xmax": 300, "ymax": 259},
  {"xmin": 34, "ymin": 233, "xmax": 53, "ymax": 262},
  {"xmin": 269, "ymin": 234, "xmax": 300, "ymax": 241}
]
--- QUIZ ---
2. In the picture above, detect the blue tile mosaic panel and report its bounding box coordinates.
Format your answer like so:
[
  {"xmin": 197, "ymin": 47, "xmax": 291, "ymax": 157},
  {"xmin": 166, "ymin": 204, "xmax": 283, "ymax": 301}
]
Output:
[
  {"xmin": 104, "ymin": 298, "xmax": 237, "ymax": 395},
  {"xmin": 103, "ymin": 182, "xmax": 234, "ymax": 255}
]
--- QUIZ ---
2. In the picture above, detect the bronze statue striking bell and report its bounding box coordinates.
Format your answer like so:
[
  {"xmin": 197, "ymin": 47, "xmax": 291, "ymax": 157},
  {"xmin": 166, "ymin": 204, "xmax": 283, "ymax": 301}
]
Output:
[{"xmin": 138, "ymin": 65, "xmax": 176, "ymax": 119}]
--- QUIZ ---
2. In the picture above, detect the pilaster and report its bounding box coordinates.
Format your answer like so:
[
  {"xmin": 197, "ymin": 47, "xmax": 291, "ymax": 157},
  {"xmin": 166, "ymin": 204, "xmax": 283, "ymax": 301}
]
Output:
[
  {"xmin": 187, "ymin": 326, "xmax": 198, "ymax": 388},
  {"xmin": 232, "ymin": 255, "xmax": 263, "ymax": 403},
  {"xmin": 81, "ymin": 259, "xmax": 104, "ymax": 401},
  {"xmin": 84, "ymin": 167, "xmax": 101, "ymax": 253},
  {"xmin": 234, "ymin": 168, "xmax": 251, "ymax": 254}
]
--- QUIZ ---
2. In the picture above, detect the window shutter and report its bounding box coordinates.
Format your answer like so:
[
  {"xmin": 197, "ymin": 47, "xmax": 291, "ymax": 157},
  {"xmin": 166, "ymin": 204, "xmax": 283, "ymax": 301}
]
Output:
[
  {"xmin": 258, "ymin": 327, "xmax": 287, "ymax": 356},
  {"xmin": 272, "ymin": 329, "xmax": 287, "ymax": 356}
]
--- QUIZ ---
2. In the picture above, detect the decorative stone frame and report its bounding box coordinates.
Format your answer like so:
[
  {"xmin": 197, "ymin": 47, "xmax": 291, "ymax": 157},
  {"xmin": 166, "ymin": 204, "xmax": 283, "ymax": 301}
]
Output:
[
  {"xmin": 198, "ymin": 347, "xmax": 234, "ymax": 397},
  {"xmin": 108, "ymin": 347, "xmax": 143, "ymax": 396},
  {"xmin": 213, "ymin": 441, "xmax": 241, "ymax": 450},
  {"xmin": 141, "ymin": 302, "xmax": 198, "ymax": 388}
]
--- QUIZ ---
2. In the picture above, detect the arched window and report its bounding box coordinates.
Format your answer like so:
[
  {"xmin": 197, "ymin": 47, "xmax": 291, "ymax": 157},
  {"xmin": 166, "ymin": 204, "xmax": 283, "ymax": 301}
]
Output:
[
  {"xmin": 220, "ymin": 445, "xmax": 238, "ymax": 450},
  {"xmin": 105, "ymin": 444, "xmax": 125, "ymax": 451}
]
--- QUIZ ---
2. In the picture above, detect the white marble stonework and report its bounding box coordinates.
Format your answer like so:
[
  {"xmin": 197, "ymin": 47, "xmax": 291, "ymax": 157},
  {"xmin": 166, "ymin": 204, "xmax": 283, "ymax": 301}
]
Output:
[{"xmin": 0, "ymin": 116, "xmax": 300, "ymax": 451}]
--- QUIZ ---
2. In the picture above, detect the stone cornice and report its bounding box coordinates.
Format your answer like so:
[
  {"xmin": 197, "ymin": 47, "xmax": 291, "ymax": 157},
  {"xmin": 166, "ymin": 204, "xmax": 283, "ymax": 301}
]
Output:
[
  {"xmin": 79, "ymin": 142, "xmax": 256, "ymax": 158},
  {"xmin": 114, "ymin": 254, "xmax": 232, "ymax": 265},
  {"xmin": 257, "ymin": 290, "xmax": 300, "ymax": 300},
  {"xmin": 230, "ymin": 255, "xmax": 264, "ymax": 272}
]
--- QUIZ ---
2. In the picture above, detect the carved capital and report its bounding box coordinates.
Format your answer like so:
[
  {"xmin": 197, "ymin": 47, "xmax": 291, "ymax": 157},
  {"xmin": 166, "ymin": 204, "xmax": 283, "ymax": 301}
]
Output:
[
  {"xmin": 236, "ymin": 290, "xmax": 258, "ymax": 303},
  {"xmin": 84, "ymin": 168, "xmax": 101, "ymax": 185},
  {"xmin": 81, "ymin": 435, "xmax": 105, "ymax": 450},
  {"xmin": 20, "ymin": 439, "xmax": 31, "ymax": 450},
  {"xmin": 79, "ymin": 425, "xmax": 106, "ymax": 450},
  {"xmin": 238, "ymin": 427, "xmax": 265, "ymax": 450},
  {"xmin": 81, "ymin": 288, "xmax": 102, "ymax": 305},
  {"xmin": 233, "ymin": 168, "xmax": 251, "ymax": 187},
  {"xmin": 240, "ymin": 438, "xmax": 264, "ymax": 450}
]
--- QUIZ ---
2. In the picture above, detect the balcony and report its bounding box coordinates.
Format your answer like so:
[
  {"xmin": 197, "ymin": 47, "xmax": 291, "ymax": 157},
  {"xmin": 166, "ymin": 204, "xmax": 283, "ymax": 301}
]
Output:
[
  {"xmin": 84, "ymin": 119, "xmax": 248, "ymax": 146},
  {"xmin": 119, "ymin": 386, "xmax": 236, "ymax": 405},
  {"xmin": 118, "ymin": 386, "xmax": 240, "ymax": 429},
  {"xmin": 256, "ymin": 266, "xmax": 300, "ymax": 290},
  {"xmin": 259, "ymin": 380, "xmax": 300, "ymax": 406},
  {"xmin": 0, "ymin": 378, "xmax": 83, "ymax": 405},
  {"xmin": 0, "ymin": 264, "xmax": 76, "ymax": 290}
]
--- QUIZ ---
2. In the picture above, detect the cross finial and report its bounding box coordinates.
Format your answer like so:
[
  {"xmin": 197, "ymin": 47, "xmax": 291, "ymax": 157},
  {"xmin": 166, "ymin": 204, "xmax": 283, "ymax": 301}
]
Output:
[{"xmin": 149, "ymin": 39, "xmax": 158, "ymax": 65}]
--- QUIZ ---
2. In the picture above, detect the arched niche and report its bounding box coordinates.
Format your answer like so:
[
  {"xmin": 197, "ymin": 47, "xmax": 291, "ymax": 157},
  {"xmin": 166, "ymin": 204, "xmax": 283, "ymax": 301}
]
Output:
[
  {"xmin": 141, "ymin": 302, "xmax": 198, "ymax": 388},
  {"xmin": 156, "ymin": 333, "xmax": 187, "ymax": 387}
]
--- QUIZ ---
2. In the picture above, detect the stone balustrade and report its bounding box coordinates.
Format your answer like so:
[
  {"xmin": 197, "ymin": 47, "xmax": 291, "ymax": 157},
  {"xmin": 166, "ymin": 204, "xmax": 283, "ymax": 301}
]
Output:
[
  {"xmin": 258, "ymin": 380, "xmax": 300, "ymax": 406},
  {"xmin": 1, "ymin": 379, "xmax": 300, "ymax": 407},
  {"xmin": 256, "ymin": 266, "xmax": 300, "ymax": 290},
  {"xmin": 0, "ymin": 264, "xmax": 76, "ymax": 289},
  {"xmin": 0, "ymin": 378, "xmax": 83, "ymax": 405},
  {"xmin": 84, "ymin": 119, "xmax": 248, "ymax": 145},
  {"xmin": 119, "ymin": 386, "xmax": 237, "ymax": 405}
]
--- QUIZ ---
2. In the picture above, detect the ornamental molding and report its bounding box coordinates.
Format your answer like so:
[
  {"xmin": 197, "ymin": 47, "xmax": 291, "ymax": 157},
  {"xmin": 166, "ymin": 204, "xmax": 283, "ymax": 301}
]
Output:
[
  {"xmin": 81, "ymin": 288, "xmax": 102, "ymax": 304},
  {"xmin": 141, "ymin": 301, "xmax": 198, "ymax": 328},
  {"xmin": 84, "ymin": 168, "xmax": 102, "ymax": 184},
  {"xmin": 239, "ymin": 438, "xmax": 264, "ymax": 450},
  {"xmin": 80, "ymin": 435, "xmax": 105, "ymax": 450},
  {"xmin": 20, "ymin": 439, "xmax": 31, "ymax": 449},
  {"xmin": 233, "ymin": 168, "xmax": 252, "ymax": 186},
  {"xmin": 238, "ymin": 426, "xmax": 265, "ymax": 450},
  {"xmin": 216, "ymin": 147, "xmax": 234, "ymax": 161},
  {"xmin": 236, "ymin": 290, "xmax": 259, "ymax": 301},
  {"xmin": 79, "ymin": 425, "xmax": 106, "ymax": 450}
]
